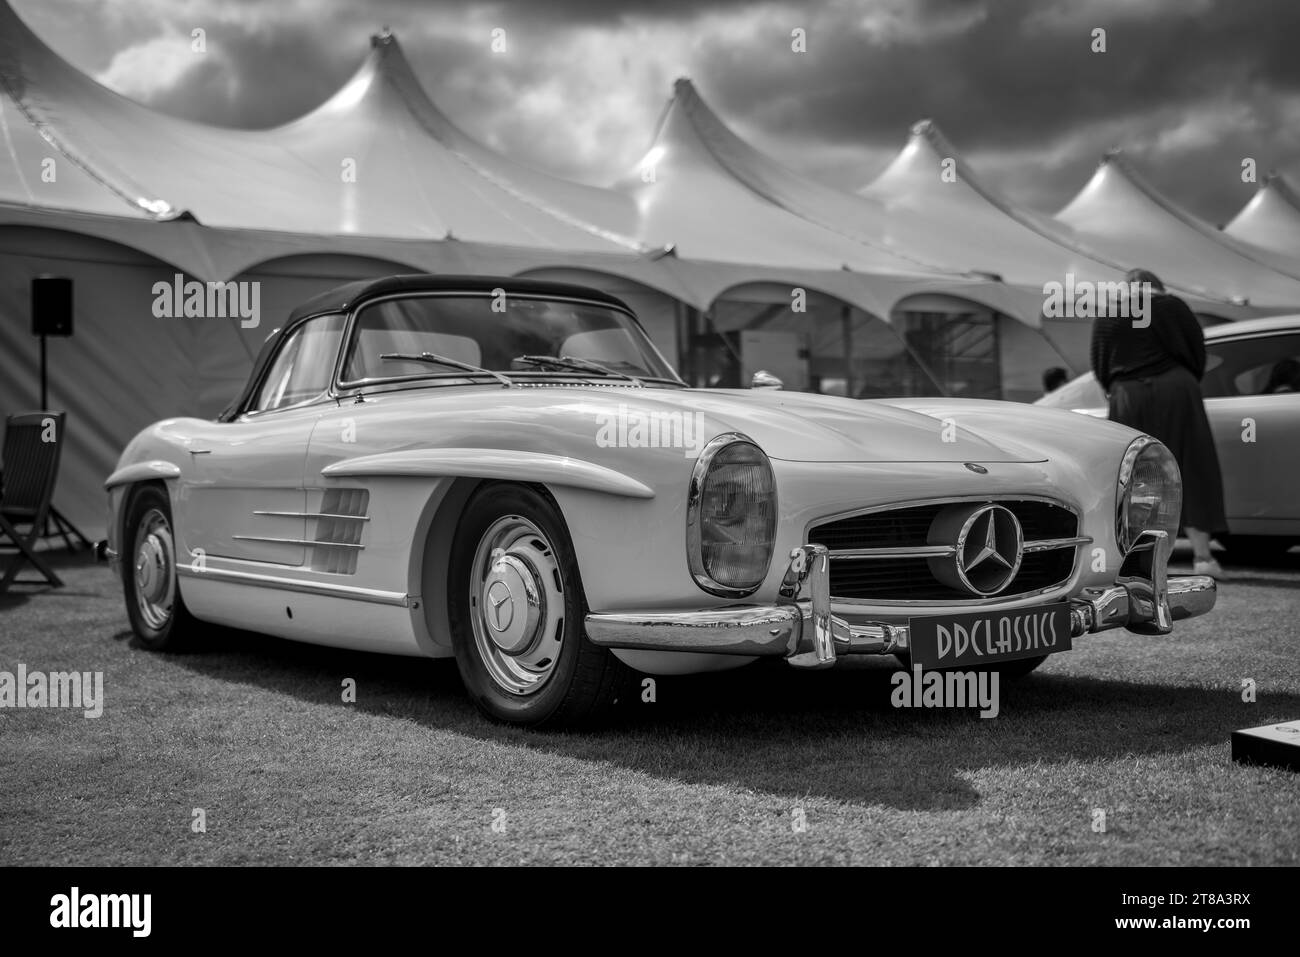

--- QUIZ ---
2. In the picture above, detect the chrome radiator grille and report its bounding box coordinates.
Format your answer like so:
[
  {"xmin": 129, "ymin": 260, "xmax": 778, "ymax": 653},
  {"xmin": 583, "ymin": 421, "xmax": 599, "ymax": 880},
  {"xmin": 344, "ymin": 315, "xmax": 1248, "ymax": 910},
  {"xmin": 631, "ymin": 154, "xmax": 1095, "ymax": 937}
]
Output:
[{"xmin": 808, "ymin": 499, "xmax": 1083, "ymax": 603}]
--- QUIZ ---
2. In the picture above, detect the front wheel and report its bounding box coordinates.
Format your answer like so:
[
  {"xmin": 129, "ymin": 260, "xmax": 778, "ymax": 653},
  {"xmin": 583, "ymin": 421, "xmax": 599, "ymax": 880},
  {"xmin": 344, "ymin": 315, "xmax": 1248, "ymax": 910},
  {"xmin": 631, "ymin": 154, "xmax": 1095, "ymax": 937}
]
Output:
[
  {"xmin": 122, "ymin": 485, "xmax": 202, "ymax": 651},
  {"xmin": 447, "ymin": 484, "xmax": 629, "ymax": 727}
]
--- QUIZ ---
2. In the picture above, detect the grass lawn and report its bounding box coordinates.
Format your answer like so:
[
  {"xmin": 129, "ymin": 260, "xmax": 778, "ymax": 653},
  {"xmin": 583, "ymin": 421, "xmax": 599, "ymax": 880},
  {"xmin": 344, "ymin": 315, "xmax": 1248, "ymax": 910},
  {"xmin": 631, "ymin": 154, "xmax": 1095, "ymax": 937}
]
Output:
[{"xmin": 2, "ymin": 548, "xmax": 1299, "ymax": 866}]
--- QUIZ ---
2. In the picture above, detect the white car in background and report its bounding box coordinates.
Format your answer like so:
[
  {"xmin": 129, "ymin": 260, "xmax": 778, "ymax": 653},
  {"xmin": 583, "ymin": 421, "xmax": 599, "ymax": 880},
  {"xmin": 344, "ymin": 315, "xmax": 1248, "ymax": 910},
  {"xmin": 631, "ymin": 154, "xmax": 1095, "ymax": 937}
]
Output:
[{"xmin": 1037, "ymin": 315, "xmax": 1300, "ymax": 562}]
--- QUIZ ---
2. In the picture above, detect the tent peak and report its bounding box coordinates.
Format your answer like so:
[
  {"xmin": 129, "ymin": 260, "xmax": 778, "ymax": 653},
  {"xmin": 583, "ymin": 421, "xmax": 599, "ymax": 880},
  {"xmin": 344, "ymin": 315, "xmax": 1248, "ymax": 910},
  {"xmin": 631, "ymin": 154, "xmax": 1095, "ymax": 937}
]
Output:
[
  {"xmin": 1091, "ymin": 149, "xmax": 1155, "ymax": 189},
  {"xmin": 371, "ymin": 27, "xmax": 395, "ymax": 47},
  {"xmin": 1224, "ymin": 170, "xmax": 1300, "ymax": 256},
  {"xmin": 908, "ymin": 118, "xmax": 954, "ymax": 153},
  {"xmin": 900, "ymin": 119, "xmax": 972, "ymax": 176},
  {"xmin": 910, "ymin": 117, "xmax": 959, "ymax": 145},
  {"xmin": 671, "ymin": 77, "xmax": 702, "ymax": 109}
]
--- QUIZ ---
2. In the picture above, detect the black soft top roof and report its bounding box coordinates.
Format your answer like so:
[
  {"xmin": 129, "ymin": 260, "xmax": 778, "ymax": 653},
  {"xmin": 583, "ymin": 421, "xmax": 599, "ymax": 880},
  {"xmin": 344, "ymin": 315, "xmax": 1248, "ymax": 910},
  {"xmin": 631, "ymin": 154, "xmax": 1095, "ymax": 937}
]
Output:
[
  {"xmin": 287, "ymin": 273, "xmax": 631, "ymax": 323},
  {"xmin": 219, "ymin": 274, "xmax": 634, "ymax": 421}
]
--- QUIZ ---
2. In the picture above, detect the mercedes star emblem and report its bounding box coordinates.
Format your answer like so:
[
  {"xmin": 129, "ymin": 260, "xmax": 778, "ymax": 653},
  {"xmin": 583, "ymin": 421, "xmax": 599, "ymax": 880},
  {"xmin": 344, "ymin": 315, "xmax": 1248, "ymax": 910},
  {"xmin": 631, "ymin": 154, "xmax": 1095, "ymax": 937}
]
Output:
[
  {"xmin": 927, "ymin": 502, "xmax": 1025, "ymax": 597},
  {"xmin": 486, "ymin": 580, "xmax": 514, "ymax": 632}
]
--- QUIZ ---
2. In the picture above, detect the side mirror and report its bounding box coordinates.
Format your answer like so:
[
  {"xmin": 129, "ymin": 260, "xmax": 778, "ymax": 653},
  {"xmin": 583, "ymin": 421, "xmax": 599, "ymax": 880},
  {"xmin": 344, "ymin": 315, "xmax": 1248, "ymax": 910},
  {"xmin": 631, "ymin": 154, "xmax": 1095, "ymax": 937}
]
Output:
[{"xmin": 751, "ymin": 370, "xmax": 783, "ymax": 390}]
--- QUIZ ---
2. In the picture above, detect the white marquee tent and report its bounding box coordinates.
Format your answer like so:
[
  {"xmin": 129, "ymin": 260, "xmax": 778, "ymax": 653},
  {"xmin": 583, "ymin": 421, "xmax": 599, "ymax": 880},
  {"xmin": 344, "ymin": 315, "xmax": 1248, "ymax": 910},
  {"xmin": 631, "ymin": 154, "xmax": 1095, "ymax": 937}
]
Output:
[
  {"xmin": 1224, "ymin": 174, "xmax": 1300, "ymax": 274},
  {"xmin": 1056, "ymin": 153, "xmax": 1300, "ymax": 314},
  {"xmin": 3, "ymin": 0, "xmax": 1300, "ymax": 535}
]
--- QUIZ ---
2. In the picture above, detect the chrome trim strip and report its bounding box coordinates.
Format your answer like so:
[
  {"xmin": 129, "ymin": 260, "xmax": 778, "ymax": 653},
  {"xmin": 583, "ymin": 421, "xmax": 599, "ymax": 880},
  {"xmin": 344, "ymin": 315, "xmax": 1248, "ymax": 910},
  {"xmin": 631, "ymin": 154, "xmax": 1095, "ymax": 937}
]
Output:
[
  {"xmin": 1116, "ymin": 435, "xmax": 1157, "ymax": 552},
  {"xmin": 806, "ymin": 493, "xmax": 1081, "ymax": 532},
  {"xmin": 832, "ymin": 583, "xmax": 1071, "ymax": 609},
  {"xmin": 1022, "ymin": 535, "xmax": 1093, "ymax": 553},
  {"xmin": 252, "ymin": 511, "xmax": 371, "ymax": 521},
  {"xmin": 827, "ymin": 534, "xmax": 1092, "ymax": 561},
  {"xmin": 586, "ymin": 605, "xmax": 801, "ymax": 656},
  {"xmin": 828, "ymin": 545, "xmax": 956, "ymax": 559},
  {"xmin": 828, "ymin": 536, "xmax": 1090, "ymax": 560},
  {"xmin": 176, "ymin": 565, "xmax": 410, "ymax": 606},
  {"xmin": 788, "ymin": 545, "xmax": 836, "ymax": 667},
  {"xmin": 231, "ymin": 535, "xmax": 364, "ymax": 548}
]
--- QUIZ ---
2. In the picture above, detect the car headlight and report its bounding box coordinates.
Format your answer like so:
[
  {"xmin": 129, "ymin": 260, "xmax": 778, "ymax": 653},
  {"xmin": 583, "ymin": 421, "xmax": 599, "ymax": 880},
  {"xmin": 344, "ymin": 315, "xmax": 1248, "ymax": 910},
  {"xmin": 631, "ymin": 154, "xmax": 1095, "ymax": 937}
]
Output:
[
  {"xmin": 687, "ymin": 433, "xmax": 777, "ymax": 597},
  {"xmin": 1116, "ymin": 436, "xmax": 1182, "ymax": 553}
]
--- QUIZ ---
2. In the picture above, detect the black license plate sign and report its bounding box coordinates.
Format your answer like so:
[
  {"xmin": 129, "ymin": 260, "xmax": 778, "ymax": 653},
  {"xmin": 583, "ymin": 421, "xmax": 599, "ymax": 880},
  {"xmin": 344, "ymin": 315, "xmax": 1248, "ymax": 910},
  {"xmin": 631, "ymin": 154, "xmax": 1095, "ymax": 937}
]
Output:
[{"xmin": 908, "ymin": 602, "xmax": 1072, "ymax": 670}]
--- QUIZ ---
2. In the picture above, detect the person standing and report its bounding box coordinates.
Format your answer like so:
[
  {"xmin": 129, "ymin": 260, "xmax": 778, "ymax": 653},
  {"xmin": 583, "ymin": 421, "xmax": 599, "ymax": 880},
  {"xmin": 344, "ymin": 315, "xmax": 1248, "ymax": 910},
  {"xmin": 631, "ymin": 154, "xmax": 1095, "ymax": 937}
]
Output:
[{"xmin": 1090, "ymin": 269, "xmax": 1226, "ymax": 577}]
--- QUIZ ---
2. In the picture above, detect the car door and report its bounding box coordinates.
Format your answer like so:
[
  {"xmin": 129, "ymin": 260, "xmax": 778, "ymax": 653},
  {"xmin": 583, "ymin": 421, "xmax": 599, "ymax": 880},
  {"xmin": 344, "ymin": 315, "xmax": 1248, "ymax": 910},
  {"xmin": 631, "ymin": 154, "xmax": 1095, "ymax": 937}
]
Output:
[
  {"xmin": 181, "ymin": 313, "xmax": 346, "ymax": 565},
  {"xmin": 1201, "ymin": 330, "xmax": 1300, "ymax": 534}
]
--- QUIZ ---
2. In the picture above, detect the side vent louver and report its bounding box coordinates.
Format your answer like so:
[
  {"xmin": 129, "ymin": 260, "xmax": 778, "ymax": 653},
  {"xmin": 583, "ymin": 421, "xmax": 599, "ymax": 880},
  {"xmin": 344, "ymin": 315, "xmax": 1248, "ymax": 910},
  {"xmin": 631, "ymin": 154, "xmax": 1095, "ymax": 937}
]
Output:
[{"xmin": 311, "ymin": 488, "xmax": 369, "ymax": 575}]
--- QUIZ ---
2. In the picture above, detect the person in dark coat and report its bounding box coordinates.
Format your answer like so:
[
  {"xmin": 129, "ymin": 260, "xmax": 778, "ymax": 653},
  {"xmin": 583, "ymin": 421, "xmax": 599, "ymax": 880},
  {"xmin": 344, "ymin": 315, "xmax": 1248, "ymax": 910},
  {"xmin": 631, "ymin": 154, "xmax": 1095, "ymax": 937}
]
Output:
[{"xmin": 1090, "ymin": 268, "xmax": 1227, "ymax": 577}]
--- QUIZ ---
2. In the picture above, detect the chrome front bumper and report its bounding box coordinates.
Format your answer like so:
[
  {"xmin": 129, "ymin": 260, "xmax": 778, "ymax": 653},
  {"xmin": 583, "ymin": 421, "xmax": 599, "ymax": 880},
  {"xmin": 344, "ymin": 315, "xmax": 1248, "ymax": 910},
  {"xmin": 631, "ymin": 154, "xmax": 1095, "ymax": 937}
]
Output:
[{"xmin": 585, "ymin": 530, "xmax": 1216, "ymax": 668}]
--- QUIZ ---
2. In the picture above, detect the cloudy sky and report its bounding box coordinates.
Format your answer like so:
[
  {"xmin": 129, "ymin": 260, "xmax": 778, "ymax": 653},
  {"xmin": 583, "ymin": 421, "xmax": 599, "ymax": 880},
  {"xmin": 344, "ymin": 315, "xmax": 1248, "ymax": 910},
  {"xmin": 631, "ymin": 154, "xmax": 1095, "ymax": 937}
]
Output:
[{"xmin": 12, "ymin": 0, "xmax": 1300, "ymax": 224}]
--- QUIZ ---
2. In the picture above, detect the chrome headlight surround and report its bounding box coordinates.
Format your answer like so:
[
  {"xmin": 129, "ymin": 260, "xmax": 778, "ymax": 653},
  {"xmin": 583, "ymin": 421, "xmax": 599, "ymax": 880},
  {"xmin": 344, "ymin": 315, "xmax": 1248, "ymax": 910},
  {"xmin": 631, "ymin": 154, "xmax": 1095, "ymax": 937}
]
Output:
[
  {"xmin": 686, "ymin": 433, "xmax": 778, "ymax": 598},
  {"xmin": 1115, "ymin": 435, "xmax": 1182, "ymax": 554}
]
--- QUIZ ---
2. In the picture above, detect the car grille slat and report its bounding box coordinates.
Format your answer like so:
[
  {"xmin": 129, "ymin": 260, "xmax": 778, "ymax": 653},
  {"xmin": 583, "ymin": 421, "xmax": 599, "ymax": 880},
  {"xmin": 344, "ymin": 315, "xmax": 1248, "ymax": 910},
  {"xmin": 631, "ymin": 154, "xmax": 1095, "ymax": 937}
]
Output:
[{"xmin": 809, "ymin": 500, "xmax": 1079, "ymax": 603}]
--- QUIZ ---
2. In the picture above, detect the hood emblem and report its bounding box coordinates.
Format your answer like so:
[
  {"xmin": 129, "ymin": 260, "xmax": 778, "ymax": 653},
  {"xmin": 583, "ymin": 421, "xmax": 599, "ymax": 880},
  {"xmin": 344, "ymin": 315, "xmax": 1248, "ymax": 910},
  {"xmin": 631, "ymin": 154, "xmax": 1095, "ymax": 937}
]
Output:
[{"xmin": 927, "ymin": 503, "xmax": 1024, "ymax": 597}]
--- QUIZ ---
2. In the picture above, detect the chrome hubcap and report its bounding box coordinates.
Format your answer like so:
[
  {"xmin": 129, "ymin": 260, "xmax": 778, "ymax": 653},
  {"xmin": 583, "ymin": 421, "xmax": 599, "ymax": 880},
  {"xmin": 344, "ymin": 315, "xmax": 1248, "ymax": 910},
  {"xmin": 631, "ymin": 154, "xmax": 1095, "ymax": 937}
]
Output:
[
  {"xmin": 470, "ymin": 516, "xmax": 565, "ymax": 695},
  {"xmin": 133, "ymin": 508, "xmax": 176, "ymax": 631}
]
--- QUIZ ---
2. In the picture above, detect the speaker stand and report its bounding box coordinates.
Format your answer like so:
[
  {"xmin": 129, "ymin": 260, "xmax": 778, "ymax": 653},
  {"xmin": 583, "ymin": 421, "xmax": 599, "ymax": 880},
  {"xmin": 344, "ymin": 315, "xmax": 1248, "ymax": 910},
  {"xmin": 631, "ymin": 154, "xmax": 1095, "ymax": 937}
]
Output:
[{"xmin": 33, "ymin": 332, "xmax": 90, "ymax": 551}]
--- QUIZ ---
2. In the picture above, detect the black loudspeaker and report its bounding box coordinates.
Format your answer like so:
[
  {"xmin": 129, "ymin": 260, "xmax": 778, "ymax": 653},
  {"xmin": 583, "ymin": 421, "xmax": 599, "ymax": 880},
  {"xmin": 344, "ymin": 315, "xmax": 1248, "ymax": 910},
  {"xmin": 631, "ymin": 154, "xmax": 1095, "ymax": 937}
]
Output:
[{"xmin": 31, "ymin": 276, "xmax": 74, "ymax": 337}]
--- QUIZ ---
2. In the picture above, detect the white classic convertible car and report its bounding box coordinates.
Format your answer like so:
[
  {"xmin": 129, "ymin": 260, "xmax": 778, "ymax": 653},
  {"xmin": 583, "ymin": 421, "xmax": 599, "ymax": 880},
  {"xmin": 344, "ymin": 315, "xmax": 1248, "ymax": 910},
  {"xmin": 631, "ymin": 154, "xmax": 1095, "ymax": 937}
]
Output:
[{"xmin": 106, "ymin": 275, "xmax": 1216, "ymax": 726}]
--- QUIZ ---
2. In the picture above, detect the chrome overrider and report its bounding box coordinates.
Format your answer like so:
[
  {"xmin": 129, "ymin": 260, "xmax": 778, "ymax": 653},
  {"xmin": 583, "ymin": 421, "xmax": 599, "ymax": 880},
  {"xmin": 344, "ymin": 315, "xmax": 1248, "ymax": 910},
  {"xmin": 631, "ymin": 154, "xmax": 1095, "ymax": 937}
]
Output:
[{"xmin": 584, "ymin": 530, "xmax": 1216, "ymax": 669}]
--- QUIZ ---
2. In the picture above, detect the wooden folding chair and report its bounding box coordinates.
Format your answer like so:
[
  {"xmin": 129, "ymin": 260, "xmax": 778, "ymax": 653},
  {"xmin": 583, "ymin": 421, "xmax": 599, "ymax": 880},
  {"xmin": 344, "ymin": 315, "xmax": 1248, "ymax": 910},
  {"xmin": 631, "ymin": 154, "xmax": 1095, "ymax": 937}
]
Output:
[{"xmin": 0, "ymin": 411, "xmax": 67, "ymax": 592}]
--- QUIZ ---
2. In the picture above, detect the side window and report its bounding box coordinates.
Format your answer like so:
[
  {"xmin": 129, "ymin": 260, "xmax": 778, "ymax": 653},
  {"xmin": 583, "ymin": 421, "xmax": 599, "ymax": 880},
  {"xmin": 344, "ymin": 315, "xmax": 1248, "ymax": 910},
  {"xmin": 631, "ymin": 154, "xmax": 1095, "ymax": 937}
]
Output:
[
  {"xmin": 1202, "ymin": 333, "xmax": 1300, "ymax": 398},
  {"xmin": 250, "ymin": 314, "xmax": 345, "ymax": 413}
]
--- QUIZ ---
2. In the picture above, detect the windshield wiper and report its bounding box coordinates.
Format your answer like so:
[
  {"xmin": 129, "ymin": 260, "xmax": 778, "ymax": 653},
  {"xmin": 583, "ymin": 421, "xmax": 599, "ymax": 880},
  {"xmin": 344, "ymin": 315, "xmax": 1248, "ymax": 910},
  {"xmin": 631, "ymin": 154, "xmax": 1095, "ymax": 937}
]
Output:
[
  {"xmin": 513, "ymin": 355, "xmax": 644, "ymax": 387},
  {"xmin": 379, "ymin": 352, "xmax": 514, "ymax": 388}
]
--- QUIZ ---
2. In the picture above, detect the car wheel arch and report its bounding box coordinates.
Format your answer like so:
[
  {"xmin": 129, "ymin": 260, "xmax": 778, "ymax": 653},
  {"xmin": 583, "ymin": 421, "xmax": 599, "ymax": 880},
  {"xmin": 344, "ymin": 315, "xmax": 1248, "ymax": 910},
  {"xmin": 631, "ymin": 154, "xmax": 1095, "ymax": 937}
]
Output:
[
  {"xmin": 414, "ymin": 478, "xmax": 582, "ymax": 654},
  {"xmin": 117, "ymin": 479, "xmax": 173, "ymax": 577}
]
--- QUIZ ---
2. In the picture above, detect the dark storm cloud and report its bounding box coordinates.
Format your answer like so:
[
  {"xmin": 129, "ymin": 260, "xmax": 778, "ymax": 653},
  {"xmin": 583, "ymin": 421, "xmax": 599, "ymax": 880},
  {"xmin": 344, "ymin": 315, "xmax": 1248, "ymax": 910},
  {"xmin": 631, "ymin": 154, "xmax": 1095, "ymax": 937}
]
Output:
[
  {"xmin": 12, "ymin": 0, "xmax": 1300, "ymax": 222},
  {"xmin": 698, "ymin": 0, "xmax": 1300, "ymax": 150},
  {"xmin": 673, "ymin": 0, "xmax": 1300, "ymax": 219}
]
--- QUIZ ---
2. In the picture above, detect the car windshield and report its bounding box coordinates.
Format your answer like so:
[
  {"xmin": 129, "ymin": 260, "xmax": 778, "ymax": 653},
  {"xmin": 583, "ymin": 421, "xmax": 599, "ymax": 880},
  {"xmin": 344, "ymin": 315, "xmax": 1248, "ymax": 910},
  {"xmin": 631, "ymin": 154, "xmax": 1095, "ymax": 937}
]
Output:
[{"xmin": 341, "ymin": 294, "xmax": 681, "ymax": 386}]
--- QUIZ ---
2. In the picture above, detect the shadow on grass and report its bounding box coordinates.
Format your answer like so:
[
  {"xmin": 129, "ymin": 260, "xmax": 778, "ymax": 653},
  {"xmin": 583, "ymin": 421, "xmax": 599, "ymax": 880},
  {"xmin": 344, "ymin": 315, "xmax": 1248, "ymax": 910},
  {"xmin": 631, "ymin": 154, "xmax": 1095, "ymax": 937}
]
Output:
[
  {"xmin": 0, "ymin": 549, "xmax": 103, "ymax": 609},
  {"xmin": 158, "ymin": 625, "xmax": 1297, "ymax": 812},
  {"xmin": 0, "ymin": 589, "xmax": 33, "ymax": 610}
]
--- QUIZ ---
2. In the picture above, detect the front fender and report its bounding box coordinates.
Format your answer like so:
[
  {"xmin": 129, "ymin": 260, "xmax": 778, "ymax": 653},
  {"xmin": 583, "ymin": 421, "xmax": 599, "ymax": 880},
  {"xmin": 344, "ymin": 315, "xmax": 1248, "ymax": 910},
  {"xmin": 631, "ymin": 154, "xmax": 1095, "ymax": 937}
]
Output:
[
  {"xmin": 321, "ymin": 448, "xmax": 654, "ymax": 499},
  {"xmin": 104, "ymin": 459, "xmax": 182, "ymax": 490}
]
